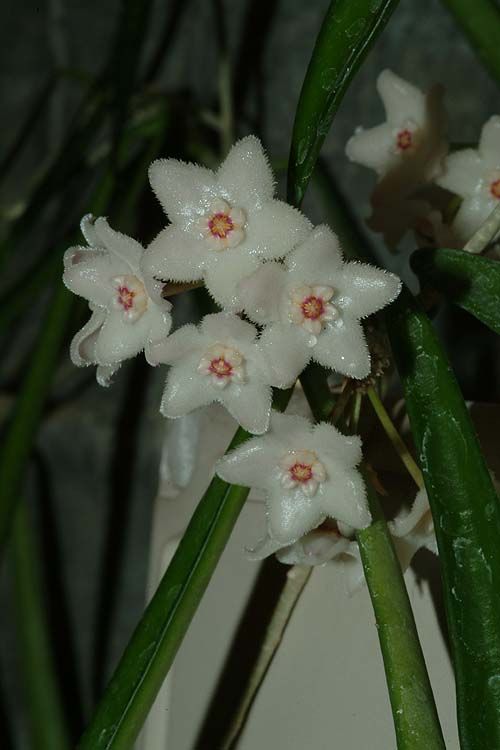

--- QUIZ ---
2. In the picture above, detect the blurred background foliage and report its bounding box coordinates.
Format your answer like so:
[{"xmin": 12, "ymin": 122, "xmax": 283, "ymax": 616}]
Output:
[{"xmin": 1, "ymin": 0, "xmax": 500, "ymax": 746}]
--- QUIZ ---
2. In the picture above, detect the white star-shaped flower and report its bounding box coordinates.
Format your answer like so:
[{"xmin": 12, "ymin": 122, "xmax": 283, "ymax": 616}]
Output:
[
  {"xmin": 250, "ymin": 488, "xmax": 437, "ymax": 595},
  {"xmin": 149, "ymin": 312, "xmax": 276, "ymax": 435},
  {"xmin": 237, "ymin": 225, "xmax": 401, "ymax": 386},
  {"xmin": 346, "ymin": 69, "xmax": 446, "ymax": 183},
  {"xmin": 436, "ymin": 116, "xmax": 500, "ymax": 247},
  {"xmin": 63, "ymin": 215, "xmax": 172, "ymax": 386},
  {"xmin": 346, "ymin": 70, "xmax": 447, "ymax": 246},
  {"xmin": 215, "ymin": 412, "xmax": 370, "ymax": 547},
  {"xmin": 144, "ymin": 135, "xmax": 311, "ymax": 310}
]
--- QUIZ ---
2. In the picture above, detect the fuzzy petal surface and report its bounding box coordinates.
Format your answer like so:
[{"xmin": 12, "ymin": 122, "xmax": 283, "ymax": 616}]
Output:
[
  {"xmin": 216, "ymin": 135, "xmax": 275, "ymax": 212},
  {"xmin": 313, "ymin": 319, "xmax": 371, "ymax": 379},
  {"xmin": 149, "ymin": 159, "xmax": 217, "ymax": 229}
]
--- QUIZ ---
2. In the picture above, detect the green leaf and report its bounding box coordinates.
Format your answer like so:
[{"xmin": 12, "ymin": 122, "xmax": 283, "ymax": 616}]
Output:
[
  {"xmin": 441, "ymin": 0, "xmax": 500, "ymax": 86},
  {"xmin": 287, "ymin": 0, "xmax": 400, "ymax": 207},
  {"xmin": 411, "ymin": 246, "xmax": 500, "ymax": 334},
  {"xmin": 386, "ymin": 286, "xmax": 500, "ymax": 750},
  {"xmin": 357, "ymin": 484, "xmax": 446, "ymax": 750},
  {"xmin": 11, "ymin": 502, "xmax": 70, "ymax": 750},
  {"xmin": 77, "ymin": 388, "xmax": 293, "ymax": 750}
]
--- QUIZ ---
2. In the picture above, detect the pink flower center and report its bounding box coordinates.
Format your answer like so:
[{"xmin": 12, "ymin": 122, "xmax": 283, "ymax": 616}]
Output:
[
  {"xmin": 209, "ymin": 356, "xmax": 233, "ymax": 379},
  {"xmin": 396, "ymin": 129, "xmax": 413, "ymax": 151},
  {"xmin": 117, "ymin": 285, "xmax": 136, "ymax": 311},
  {"xmin": 301, "ymin": 295, "xmax": 324, "ymax": 320},
  {"xmin": 491, "ymin": 179, "xmax": 500, "ymax": 200},
  {"xmin": 208, "ymin": 212, "xmax": 234, "ymax": 239},
  {"xmin": 290, "ymin": 462, "xmax": 313, "ymax": 483}
]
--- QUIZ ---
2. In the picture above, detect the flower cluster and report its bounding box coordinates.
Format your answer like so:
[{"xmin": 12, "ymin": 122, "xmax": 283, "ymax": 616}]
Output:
[
  {"xmin": 346, "ymin": 68, "xmax": 500, "ymax": 251},
  {"xmin": 63, "ymin": 135, "xmax": 403, "ymax": 572}
]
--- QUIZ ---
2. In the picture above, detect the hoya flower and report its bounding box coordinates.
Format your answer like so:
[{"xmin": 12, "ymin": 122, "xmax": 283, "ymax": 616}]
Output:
[
  {"xmin": 238, "ymin": 225, "xmax": 401, "ymax": 385},
  {"xmin": 389, "ymin": 488, "xmax": 437, "ymax": 571},
  {"xmin": 216, "ymin": 412, "xmax": 370, "ymax": 547},
  {"xmin": 144, "ymin": 135, "xmax": 311, "ymax": 309},
  {"xmin": 346, "ymin": 70, "xmax": 447, "ymax": 246},
  {"xmin": 63, "ymin": 215, "xmax": 172, "ymax": 386},
  {"xmin": 346, "ymin": 69, "xmax": 446, "ymax": 183},
  {"xmin": 149, "ymin": 312, "xmax": 276, "ymax": 435},
  {"xmin": 436, "ymin": 116, "xmax": 500, "ymax": 247}
]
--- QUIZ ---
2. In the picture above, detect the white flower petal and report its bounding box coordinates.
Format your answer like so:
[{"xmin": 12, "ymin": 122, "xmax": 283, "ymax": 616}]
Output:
[
  {"xmin": 144, "ymin": 306, "xmax": 173, "ymax": 364},
  {"xmin": 63, "ymin": 248, "xmax": 121, "ymax": 307},
  {"xmin": 248, "ymin": 200, "xmax": 311, "ymax": 260},
  {"xmin": 311, "ymin": 423, "xmax": 362, "ymax": 468},
  {"xmin": 437, "ymin": 149, "xmax": 486, "ymax": 198},
  {"xmin": 313, "ymin": 319, "xmax": 371, "ymax": 379},
  {"xmin": 80, "ymin": 214, "xmax": 100, "ymax": 247},
  {"xmin": 144, "ymin": 226, "xmax": 205, "ymax": 283},
  {"xmin": 286, "ymin": 224, "xmax": 343, "ymax": 279},
  {"xmin": 238, "ymin": 262, "xmax": 286, "ymax": 325},
  {"xmin": 452, "ymin": 197, "xmax": 496, "ymax": 247},
  {"xmin": 200, "ymin": 312, "xmax": 257, "ymax": 343},
  {"xmin": 93, "ymin": 217, "xmax": 143, "ymax": 272},
  {"xmin": 259, "ymin": 323, "xmax": 311, "ymax": 388},
  {"xmin": 203, "ymin": 251, "xmax": 260, "ymax": 310},
  {"xmin": 336, "ymin": 263, "xmax": 401, "ymax": 319},
  {"xmin": 319, "ymin": 468, "xmax": 370, "ymax": 530},
  {"xmin": 160, "ymin": 358, "xmax": 212, "ymax": 417},
  {"xmin": 95, "ymin": 309, "xmax": 150, "ymax": 364},
  {"xmin": 216, "ymin": 135, "xmax": 275, "ymax": 212},
  {"xmin": 377, "ymin": 69, "xmax": 425, "ymax": 125},
  {"xmin": 70, "ymin": 307, "xmax": 106, "ymax": 367},
  {"xmin": 345, "ymin": 123, "xmax": 395, "ymax": 174},
  {"xmin": 149, "ymin": 324, "xmax": 201, "ymax": 365},
  {"xmin": 149, "ymin": 158, "xmax": 217, "ymax": 228},
  {"xmin": 96, "ymin": 362, "xmax": 121, "ymax": 388},
  {"xmin": 277, "ymin": 531, "xmax": 350, "ymax": 566},
  {"xmin": 222, "ymin": 381, "xmax": 272, "ymax": 435},
  {"xmin": 216, "ymin": 433, "xmax": 283, "ymax": 489},
  {"xmin": 267, "ymin": 488, "xmax": 325, "ymax": 546},
  {"xmin": 479, "ymin": 115, "xmax": 500, "ymax": 162}
]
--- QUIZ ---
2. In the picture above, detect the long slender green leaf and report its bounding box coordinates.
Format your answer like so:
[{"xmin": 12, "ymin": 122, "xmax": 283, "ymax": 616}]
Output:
[
  {"xmin": 287, "ymin": 0, "xmax": 400, "ymax": 207},
  {"xmin": 441, "ymin": 0, "xmax": 500, "ymax": 86},
  {"xmin": 386, "ymin": 286, "xmax": 500, "ymax": 750},
  {"xmin": 357, "ymin": 485, "xmax": 445, "ymax": 750},
  {"xmin": 11, "ymin": 502, "xmax": 70, "ymax": 750},
  {"xmin": 411, "ymin": 246, "xmax": 500, "ymax": 334},
  {"xmin": 77, "ymin": 387, "xmax": 292, "ymax": 750}
]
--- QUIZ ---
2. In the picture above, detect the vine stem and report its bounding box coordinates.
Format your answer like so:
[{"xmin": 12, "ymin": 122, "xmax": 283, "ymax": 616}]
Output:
[
  {"xmin": 366, "ymin": 386, "xmax": 424, "ymax": 489},
  {"xmin": 220, "ymin": 566, "xmax": 312, "ymax": 750}
]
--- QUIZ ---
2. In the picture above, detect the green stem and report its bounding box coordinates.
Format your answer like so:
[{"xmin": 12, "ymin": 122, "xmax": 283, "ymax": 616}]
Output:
[
  {"xmin": 366, "ymin": 386, "xmax": 424, "ymax": 489},
  {"xmin": 357, "ymin": 484, "xmax": 446, "ymax": 750},
  {"xmin": 11, "ymin": 502, "xmax": 70, "ymax": 750},
  {"xmin": 441, "ymin": 0, "xmax": 500, "ymax": 86}
]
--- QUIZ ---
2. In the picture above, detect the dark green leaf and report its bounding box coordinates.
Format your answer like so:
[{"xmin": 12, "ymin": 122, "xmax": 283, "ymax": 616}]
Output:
[
  {"xmin": 441, "ymin": 0, "xmax": 500, "ymax": 86},
  {"xmin": 287, "ymin": 0, "xmax": 400, "ymax": 207},
  {"xmin": 386, "ymin": 286, "xmax": 500, "ymax": 750},
  {"xmin": 411, "ymin": 246, "xmax": 500, "ymax": 334}
]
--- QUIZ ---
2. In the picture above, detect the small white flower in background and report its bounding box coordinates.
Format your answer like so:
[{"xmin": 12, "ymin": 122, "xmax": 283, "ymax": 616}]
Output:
[
  {"xmin": 238, "ymin": 224, "xmax": 401, "ymax": 385},
  {"xmin": 389, "ymin": 487, "xmax": 437, "ymax": 571},
  {"xmin": 436, "ymin": 116, "xmax": 500, "ymax": 248},
  {"xmin": 144, "ymin": 135, "xmax": 311, "ymax": 310},
  {"xmin": 149, "ymin": 312, "xmax": 276, "ymax": 435},
  {"xmin": 346, "ymin": 69, "xmax": 447, "ymax": 247},
  {"xmin": 63, "ymin": 215, "xmax": 172, "ymax": 386},
  {"xmin": 346, "ymin": 69, "xmax": 447, "ymax": 183},
  {"xmin": 216, "ymin": 412, "xmax": 370, "ymax": 547}
]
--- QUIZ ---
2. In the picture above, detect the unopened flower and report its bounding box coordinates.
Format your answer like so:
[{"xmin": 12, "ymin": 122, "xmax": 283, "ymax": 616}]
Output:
[
  {"xmin": 149, "ymin": 312, "xmax": 276, "ymax": 434},
  {"xmin": 216, "ymin": 412, "xmax": 370, "ymax": 547},
  {"xmin": 436, "ymin": 116, "xmax": 500, "ymax": 247},
  {"xmin": 144, "ymin": 136, "xmax": 311, "ymax": 309},
  {"xmin": 63, "ymin": 215, "xmax": 172, "ymax": 386},
  {"xmin": 238, "ymin": 225, "xmax": 401, "ymax": 385},
  {"xmin": 346, "ymin": 69, "xmax": 446, "ymax": 182}
]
